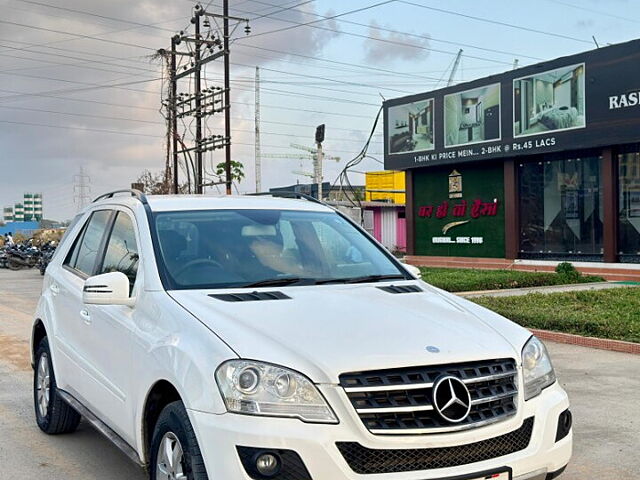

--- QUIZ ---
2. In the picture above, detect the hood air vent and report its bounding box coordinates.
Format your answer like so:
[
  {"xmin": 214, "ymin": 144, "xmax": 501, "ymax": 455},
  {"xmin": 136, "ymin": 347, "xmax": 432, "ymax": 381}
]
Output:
[
  {"xmin": 209, "ymin": 291, "xmax": 290, "ymax": 302},
  {"xmin": 377, "ymin": 285, "xmax": 423, "ymax": 294}
]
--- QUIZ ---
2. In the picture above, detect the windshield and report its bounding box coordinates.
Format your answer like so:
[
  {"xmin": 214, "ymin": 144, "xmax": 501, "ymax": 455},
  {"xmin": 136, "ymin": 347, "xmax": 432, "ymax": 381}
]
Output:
[{"xmin": 154, "ymin": 209, "xmax": 407, "ymax": 289}]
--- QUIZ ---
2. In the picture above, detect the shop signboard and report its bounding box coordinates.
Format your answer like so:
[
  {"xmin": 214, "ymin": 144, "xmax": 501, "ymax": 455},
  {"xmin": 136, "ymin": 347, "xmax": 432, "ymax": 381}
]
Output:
[
  {"xmin": 413, "ymin": 163, "xmax": 505, "ymax": 258},
  {"xmin": 384, "ymin": 39, "xmax": 640, "ymax": 170}
]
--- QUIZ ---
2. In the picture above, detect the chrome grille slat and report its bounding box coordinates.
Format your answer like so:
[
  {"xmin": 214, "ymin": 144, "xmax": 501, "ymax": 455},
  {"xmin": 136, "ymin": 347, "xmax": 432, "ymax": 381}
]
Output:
[
  {"xmin": 343, "ymin": 370, "xmax": 516, "ymax": 393},
  {"xmin": 356, "ymin": 405, "xmax": 434, "ymax": 414},
  {"xmin": 471, "ymin": 390, "xmax": 516, "ymax": 406},
  {"xmin": 340, "ymin": 358, "xmax": 518, "ymax": 434}
]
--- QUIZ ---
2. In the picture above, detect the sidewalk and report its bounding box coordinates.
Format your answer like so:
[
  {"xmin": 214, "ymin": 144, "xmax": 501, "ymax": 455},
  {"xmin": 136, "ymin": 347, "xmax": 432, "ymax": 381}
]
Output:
[{"xmin": 456, "ymin": 281, "xmax": 639, "ymax": 298}]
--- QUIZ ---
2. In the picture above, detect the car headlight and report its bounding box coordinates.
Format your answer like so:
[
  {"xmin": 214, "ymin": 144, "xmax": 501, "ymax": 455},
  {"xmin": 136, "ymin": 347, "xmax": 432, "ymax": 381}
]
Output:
[
  {"xmin": 522, "ymin": 336, "xmax": 556, "ymax": 401},
  {"xmin": 215, "ymin": 360, "xmax": 338, "ymax": 424}
]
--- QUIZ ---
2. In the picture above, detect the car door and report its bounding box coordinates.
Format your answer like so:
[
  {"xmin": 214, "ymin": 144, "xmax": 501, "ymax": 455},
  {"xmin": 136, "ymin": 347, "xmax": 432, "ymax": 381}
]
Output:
[
  {"xmin": 50, "ymin": 209, "xmax": 114, "ymax": 402},
  {"xmin": 81, "ymin": 208, "xmax": 140, "ymax": 443}
]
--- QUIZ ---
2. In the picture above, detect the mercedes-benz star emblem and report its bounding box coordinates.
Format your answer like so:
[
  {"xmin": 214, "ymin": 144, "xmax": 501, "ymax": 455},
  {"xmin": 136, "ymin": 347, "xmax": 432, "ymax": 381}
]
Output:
[{"xmin": 432, "ymin": 376, "xmax": 472, "ymax": 423}]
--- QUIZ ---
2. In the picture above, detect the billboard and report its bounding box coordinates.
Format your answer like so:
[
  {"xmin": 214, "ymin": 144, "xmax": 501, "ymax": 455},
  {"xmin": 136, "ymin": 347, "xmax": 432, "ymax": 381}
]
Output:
[
  {"xmin": 513, "ymin": 63, "xmax": 585, "ymax": 138},
  {"xmin": 387, "ymin": 99, "xmax": 434, "ymax": 154},
  {"xmin": 384, "ymin": 39, "xmax": 640, "ymax": 170},
  {"xmin": 444, "ymin": 83, "xmax": 501, "ymax": 147}
]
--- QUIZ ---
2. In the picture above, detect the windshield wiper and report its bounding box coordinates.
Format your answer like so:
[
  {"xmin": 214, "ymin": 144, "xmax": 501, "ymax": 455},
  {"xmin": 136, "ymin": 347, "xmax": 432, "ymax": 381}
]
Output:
[
  {"xmin": 315, "ymin": 274, "xmax": 407, "ymax": 285},
  {"xmin": 239, "ymin": 277, "xmax": 310, "ymax": 288}
]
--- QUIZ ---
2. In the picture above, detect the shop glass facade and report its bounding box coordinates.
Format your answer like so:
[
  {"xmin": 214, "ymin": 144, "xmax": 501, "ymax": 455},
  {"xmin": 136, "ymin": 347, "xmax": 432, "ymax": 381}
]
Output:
[
  {"xmin": 618, "ymin": 151, "xmax": 640, "ymax": 262},
  {"xmin": 519, "ymin": 155, "xmax": 603, "ymax": 260}
]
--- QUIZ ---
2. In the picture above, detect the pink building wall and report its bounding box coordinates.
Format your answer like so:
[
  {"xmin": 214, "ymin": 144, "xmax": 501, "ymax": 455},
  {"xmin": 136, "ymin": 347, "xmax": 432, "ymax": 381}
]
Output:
[
  {"xmin": 372, "ymin": 208, "xmax": 382, "ymax": 241},
  {"xmin": 396, "ymin": 215, "xmax": 406, "ymax": 251}
]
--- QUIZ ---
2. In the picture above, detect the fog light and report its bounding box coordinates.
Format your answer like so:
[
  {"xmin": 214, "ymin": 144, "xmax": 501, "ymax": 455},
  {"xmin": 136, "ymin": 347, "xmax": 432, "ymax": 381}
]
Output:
[
  {"xmin": 555, "ymin": 408, "xmax": 572, "ymax": 442},
  {"xmin": 255, "ymin": 452, "xmax": 280, "ymax": 476}
]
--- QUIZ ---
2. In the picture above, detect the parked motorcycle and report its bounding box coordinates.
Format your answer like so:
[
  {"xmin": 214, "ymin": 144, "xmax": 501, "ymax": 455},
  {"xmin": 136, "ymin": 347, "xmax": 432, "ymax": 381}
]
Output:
[
  {"xmin": 37, "ymin": 241, "xmax": 57, "ymax": 275},
  {"xmin": 0, "ymin": 249, "xmax": 7, "ymax": 269},
  {"xmin": 5, "ymin": 242, "xmax": 41, "ymax": 271}
]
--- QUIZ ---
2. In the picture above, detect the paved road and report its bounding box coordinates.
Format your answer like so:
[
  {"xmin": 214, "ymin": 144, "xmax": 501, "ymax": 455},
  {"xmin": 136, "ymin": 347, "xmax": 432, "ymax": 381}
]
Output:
[{"xmin": 0, "ymin": 269, "xmax": 638, "ymax": 479}]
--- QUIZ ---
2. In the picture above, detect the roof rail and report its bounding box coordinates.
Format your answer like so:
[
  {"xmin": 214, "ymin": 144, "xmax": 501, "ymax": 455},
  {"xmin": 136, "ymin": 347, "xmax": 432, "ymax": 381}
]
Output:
[
  {"xmin": 248, "ymin": 191, "xmax": 327, "ymax": 206},
  {"xmin": 92, "ymin": 189, "xmax": 148, "ymax": 205}
]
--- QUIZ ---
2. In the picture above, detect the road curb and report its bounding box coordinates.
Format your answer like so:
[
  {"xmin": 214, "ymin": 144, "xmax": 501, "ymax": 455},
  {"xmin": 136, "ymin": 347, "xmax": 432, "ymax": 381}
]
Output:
[{"xmin": 530, "ymin": 328, "xmax": 640, "ymax": 355}]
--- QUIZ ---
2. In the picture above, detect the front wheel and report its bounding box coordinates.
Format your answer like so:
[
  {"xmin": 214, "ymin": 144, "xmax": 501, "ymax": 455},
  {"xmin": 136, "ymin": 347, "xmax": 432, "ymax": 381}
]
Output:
[
  {"xmin": 7, "ymin": 258, "xmax": 23, "ymax": 270},
  {"xmin": 150, "ymin": 401, "xmax": 209, "ymax": 480},
  {"xmin": 34, "ymin": 337, "xmax": 81, "ymax": 434}
]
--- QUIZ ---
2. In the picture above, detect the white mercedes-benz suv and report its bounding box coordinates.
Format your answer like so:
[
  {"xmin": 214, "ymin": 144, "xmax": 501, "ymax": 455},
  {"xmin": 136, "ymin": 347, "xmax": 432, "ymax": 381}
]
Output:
[{"xmin": 32, "ymin": 190, "xmax": 571, "ymax": 480}]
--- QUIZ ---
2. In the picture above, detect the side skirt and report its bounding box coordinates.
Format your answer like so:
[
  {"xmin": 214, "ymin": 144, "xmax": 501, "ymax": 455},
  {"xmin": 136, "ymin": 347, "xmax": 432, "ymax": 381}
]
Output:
[{"xmin": 57, "ymin": 390, "xmax": 146, "ymax": 469}]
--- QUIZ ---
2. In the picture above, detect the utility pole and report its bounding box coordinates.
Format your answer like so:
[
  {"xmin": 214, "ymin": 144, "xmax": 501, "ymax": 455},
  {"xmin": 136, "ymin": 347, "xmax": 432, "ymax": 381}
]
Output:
[
  {"xmin": 170, "ymin": 35, "xmax": 179, "ymax": 194},
  {"xmin": 223, "ymin": 0, "xmax": 232, "ymax": 195},
  {"xmin": 255, "ymin": 66, "xmax": 261, "ymax": 193},
  {"xmin": 159, "ymin": 3, "xmax": 249, "ymax": 195},
  {"xmin": 194, "ymin": 6, "xmax": 203, "ymax": 194},
  {"xmin": 73, "ymin": 166, "xmax": 91, "ymax": 211}
]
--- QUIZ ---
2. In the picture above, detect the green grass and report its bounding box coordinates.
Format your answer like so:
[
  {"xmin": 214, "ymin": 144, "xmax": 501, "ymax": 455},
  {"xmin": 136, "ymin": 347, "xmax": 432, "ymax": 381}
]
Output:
[
  {"xmin": 419, "ymin": 267, "xmax": 604, "ymax": 293},
  {"xmin": 471, "ymin": 288, "xmax": 640, "ymax": 343}
]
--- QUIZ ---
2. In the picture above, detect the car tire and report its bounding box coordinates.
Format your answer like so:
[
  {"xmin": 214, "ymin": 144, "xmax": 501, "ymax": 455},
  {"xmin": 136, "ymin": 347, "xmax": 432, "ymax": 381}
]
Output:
[
  {"xmin": 150, "ymin": 401, "xmax": 209, "ymax": 480},
  {"xmin": 34, "ymin": 337, "xmax": 81, "ymax": 434}
]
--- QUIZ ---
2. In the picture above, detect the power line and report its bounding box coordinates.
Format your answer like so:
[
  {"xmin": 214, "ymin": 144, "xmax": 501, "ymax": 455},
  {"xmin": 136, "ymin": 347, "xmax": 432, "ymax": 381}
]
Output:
[
  {"xmin": 0, "ymin": 88, "xmax": 382, "ymax": 134},
  {"xmin": 0, "ymin": 102, "xmax": 379, "ymax": 143},
  {"xmin": 0, "ymin": 118, "xmax": 162, "ymax": 138},
  {"xmin": 9, "ymin": 0, "xmax": 496, "ymax": 84},
  {"xmin": 0, "ymin": 84, "xmax": 383, "ymax": 124},
  {"xmin": 231, "ymin": 2, "xmax": 515, "ymax": 66},
  {"xmin": 399, "ymin": 1, "xmax": 592, "ymax": 44},
  {"xmin": 0, "ymin": 118, "xmax": 381, "ymax": 158},
  {"xmin": 0, "ymin": 51, "xmax": 153, "ymax": 78},
  {"xmin": 544, "ymin": 0, "xmax": 640, "ymax": 24},
  {"xmin": 14, "ymin": 0, "xmax": 179, "ymax": 33},
  {"xmin": 249, "ymin": 0, "xmax": 316, "ymax": 21},
  {"xmin": 244, "ymin": 0, "xmax": 543, "ymax": 61},
  {"xmin": 0, "ymin": 40, "xmax": 161, "ymax": 74},
  {"xmin": 3, "ymin": 1, "xmax": 469, "ymax": 88},
  {"xmin": 243, "ymin": 0, "xmax": 397, "ymax": 38},
  {"xmin": 0, "ymin": 73, "xmax": 163, "ymax": 102},
  {"xmin": 0, "ymin": 19, "xmax": 158, "ymax": 51}
]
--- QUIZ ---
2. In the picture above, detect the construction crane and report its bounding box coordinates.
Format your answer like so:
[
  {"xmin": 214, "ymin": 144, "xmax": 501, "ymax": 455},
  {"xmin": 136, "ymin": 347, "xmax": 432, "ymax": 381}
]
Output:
[
  {"xmin": 261, "ymin": 143, "xmax": 340, "ymax": 199},
  {"xmin": 447, "ymin": 49, "xmax": 463, "ymax": 86},
  {"xmin": 291, "ymin": 170, "xmax": 314, "ymax": 179}
]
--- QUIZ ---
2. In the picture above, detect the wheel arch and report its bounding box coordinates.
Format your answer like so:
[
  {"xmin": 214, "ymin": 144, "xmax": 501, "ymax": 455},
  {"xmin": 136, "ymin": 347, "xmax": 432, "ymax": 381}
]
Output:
[
  {"xmin": 31, "ymin": 319, "xmax": 48, "ymax": 369},
  {"xmin": 141, "ymin": 379, "xmax": 183, "ymax": 464}
]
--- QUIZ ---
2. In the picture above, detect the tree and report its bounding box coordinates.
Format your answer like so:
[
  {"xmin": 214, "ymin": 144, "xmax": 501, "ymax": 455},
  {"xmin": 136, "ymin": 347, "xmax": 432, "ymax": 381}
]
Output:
[
  {"xmin": 134, "ymin": 170, "xmax": 189, "ymax": 194},
  {"xmin": 215, "ymin": 161, "xmax": 245, "ymax": 184}
]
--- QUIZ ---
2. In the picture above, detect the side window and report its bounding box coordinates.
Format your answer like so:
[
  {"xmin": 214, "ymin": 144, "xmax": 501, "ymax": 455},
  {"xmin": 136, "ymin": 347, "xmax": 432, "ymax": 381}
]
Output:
[
  {"xmin": 58, "ymin": 213, "xmax": 84, "ymax": 248},
  {"xmin": 99, "ymin": 212, "xmax": 139, "ymax": 289},
  {"xmin": 64, "ymin": 210, "xmax": 112, "ymax": 276}
]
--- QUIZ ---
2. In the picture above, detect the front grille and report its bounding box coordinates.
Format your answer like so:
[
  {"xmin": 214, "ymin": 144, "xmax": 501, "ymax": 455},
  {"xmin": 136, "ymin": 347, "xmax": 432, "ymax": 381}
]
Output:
[
  {"xmin": 339, "ymin": 358, "xmax": 518, "ymax": 434},
  {"xmin": 336, "ymin": 417, "xmax": 534, "ymax": 474}
]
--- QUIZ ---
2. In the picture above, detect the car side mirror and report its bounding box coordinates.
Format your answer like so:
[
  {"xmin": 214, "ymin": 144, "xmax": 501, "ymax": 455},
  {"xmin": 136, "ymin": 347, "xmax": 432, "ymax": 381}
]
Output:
[
  {"xmin": 83, "ymin": 272, "xmax": 135, "ymax": 307},
  {"xmin": 401, "ymin": 262, "xmax": 422, "ymax": 279}
]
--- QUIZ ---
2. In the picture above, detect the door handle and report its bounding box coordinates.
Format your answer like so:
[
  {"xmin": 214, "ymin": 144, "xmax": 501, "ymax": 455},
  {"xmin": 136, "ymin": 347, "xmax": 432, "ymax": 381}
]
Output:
[
  {"xmin": 80, "ymin": 309, "xmax": 91, "ymax": 325},
  {"xmin": 50, "ymin": 283, "xmax": 59, "ymax": 296}
]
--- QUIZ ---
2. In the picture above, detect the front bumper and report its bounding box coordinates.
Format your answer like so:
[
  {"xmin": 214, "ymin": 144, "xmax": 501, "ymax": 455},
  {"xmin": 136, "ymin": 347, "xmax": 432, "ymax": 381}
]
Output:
[{"xmin": 189, "ymin": 381, "xmax": 572, "ymax": 479}]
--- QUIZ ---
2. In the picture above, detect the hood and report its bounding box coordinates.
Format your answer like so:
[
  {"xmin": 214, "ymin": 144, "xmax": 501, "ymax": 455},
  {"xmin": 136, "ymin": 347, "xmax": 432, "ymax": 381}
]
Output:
[{"xmin": 169, "ymin": 281, "xmax": 530, "ymax": 384}]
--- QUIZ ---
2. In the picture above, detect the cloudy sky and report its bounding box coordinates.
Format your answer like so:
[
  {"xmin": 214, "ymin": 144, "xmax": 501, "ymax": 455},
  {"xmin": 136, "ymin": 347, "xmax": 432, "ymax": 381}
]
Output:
[{"xmin": 0, "ymin": 0, "xmax": 638, "ymax": 220}]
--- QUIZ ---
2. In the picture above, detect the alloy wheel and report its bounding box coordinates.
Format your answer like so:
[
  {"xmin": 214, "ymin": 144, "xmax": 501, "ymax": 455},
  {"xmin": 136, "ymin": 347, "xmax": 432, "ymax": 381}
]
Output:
[
  {"xmin": 36, "ymin": 353, "xmax": 51, "ymax": 418},
  {"xmin": 156, "ymin": 432, "xmax": 187, "ymax": 480}
]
